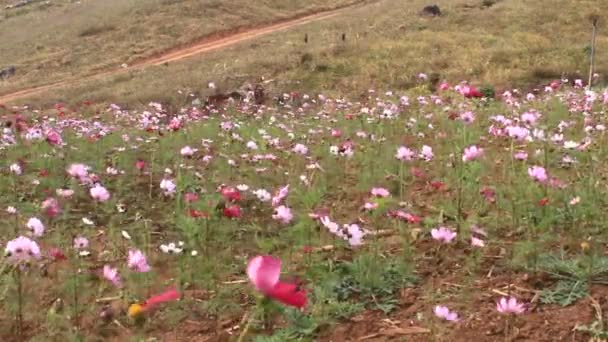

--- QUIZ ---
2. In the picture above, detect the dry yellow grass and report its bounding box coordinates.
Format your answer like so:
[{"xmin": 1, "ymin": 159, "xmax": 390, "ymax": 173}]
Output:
[
  {"xmin": 2, "ymin": 0, "xmax": 607, "ymax": 106},
  {"xmin": 0, "ymin": 0, "xmax": 358, "ymax": 94}
]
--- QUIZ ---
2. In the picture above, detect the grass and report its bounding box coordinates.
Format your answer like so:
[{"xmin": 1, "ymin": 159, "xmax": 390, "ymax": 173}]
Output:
[
  {"xmin": 1, "ymin": 0, "xmax": 607, "ymax": 107},
  {"xmin": 0, "ymin": 0, "xmax": 360, "ymax": 95}
]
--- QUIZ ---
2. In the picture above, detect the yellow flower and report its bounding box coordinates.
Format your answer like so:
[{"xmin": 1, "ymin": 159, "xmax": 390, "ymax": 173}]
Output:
[{"xmin": 128, "ymin": 303, "xmax": 144, "ymax": 318}]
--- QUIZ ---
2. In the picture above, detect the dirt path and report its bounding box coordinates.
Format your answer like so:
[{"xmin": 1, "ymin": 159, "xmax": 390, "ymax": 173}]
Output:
[{"xmin": 0, "ymin": 2, "xmax": 371, "ymax": 104}]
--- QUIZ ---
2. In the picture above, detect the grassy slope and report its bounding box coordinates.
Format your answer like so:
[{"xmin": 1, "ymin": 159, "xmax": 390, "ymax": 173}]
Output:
[
  {"xmin": 2, "ymin": 0, "xmax": 608, "ymax": 106},
  {"xmin": 0, "ymin": 0, "xmax": 358, "ymax": 94}
]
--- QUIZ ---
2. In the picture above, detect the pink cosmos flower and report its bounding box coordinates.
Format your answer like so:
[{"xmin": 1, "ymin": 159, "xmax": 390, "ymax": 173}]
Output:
[
  {"xmin": 506, "ymin": 126, "xmax": 530, "ymax": 141},
  {"xmin": 272, "ymin": 206, "xmax": 293, "ymax": 224},
  {"xmin": 26, "ymin": 217, "xmax": 45, "ymax": 237},
  {"xmin": 293, "ymin": 143, "xmax": 309, "ymax": 155},
  {"xmin": 462, "ymin": 145, "xmax": 484, "ymax": 162},
  {"xmin": 271, "ymin": 185, "xmax": 289, "ymax": 207},
  {"xmin": 67, "ymin": 163, "xmax": 89, "ymax": 180},
  {"xmin": 160, "ymin": 179, "xmax": 176, "ymax": 196},
  {"xmin": 344, "ymin": 224, "xmax": 366, "ymax": 246},
  {"xmin": 420, "ymin": 145, "xmax": 434, "ymax": 161},
  {"xmin": 73, "ymin": 236, "xmax": 89, "ymax": 250},
  {"xmin": 388, "ymin": 210, "xmax": 422, "ymax": 223},
  {"xmin": 521, "ymin": 111, "xmax": 539, "ymax": 125},
  {"xmin": 41, "ymin": 197, "xmax": 60, "ymax": 218},
  {"xmin": 528, "ymin": 166, "xmax": 548, "ymax": 183},
  {"xmin": 90, "ymin": 184, "xmax": 110, "ymax": 202},
  {"xmin": 56, "ymin": 188, "xmax": 74, "ymax": 198},
  {"xmin": 496, "ymin": 297, "xmax": 526, "ymax": 314},
  {"xmin": 459, "ymin": 111, "xmax": 475, "ymax": 124},
  {"xmin": 431, "ymin": 227, "xmax": 457, "ymax": 243},
  {"xmin": 371, "ymin": 187, "xmax": 390, "ymax": 198},
  {"xmin": 396, "ymin": 146, "xmax": 415, "ymax": 161},
  {"xmin": 514, "ymin": 151, "xmax": 528, "ymax": 161},
  {"xmin": 471, "ymin": 237, "xmax": 485, "ymax": 247},
  {"xmin": 103, "ymin": 265, "xmax": 122, "ymax": 287},
  {"xmin": 434, "ymin": 305, "xmax": 459, "ymax": 321},
  {"xmin": 363, "ymin": 202, "xmax": 378, "ymax": 210},
  {"xmin": 9, "ymin": 163, "xmax": 22, "ymax": 175},
  {"xmin": 128, "ymin": 249, "xmax": 151, "ymax": 273},
  {"xmin": 246, "ymin": 255, "xmax": 307, "ymax": 308},
  {"xmin": 5, "ymin": 236, "xmax": 41, "ymax": 264},
  {"xmin": 180, "ymin": 146, "xmax": 197, "ymax": 157},
  {"xmin": 439, "ymin": 82, "xmax": 450, "ymax": 91}
]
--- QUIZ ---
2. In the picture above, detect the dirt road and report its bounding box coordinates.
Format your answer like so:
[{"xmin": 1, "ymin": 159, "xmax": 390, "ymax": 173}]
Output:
[{"xmin": 0, "ymin": 2, "xmax": 370, "ymax": 104}]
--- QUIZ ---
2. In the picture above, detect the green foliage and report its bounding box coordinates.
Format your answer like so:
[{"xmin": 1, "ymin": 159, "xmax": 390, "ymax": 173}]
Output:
[
  {"xmin": 536, "ymin": 253, "xmax": 608, "ymax": 282},
  {"xmin": 334, "ymin": 255, "xmax": 416, "ymax": 313},
  {"xmin": 575, "ymin": 320, "xmax": 608, "ymax": 339},
  {"xmin": 540, "ymin": 280, "xmax": 588, "ymax": 307}
]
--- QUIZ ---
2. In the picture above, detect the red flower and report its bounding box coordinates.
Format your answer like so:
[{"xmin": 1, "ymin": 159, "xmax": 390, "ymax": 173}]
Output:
[
  {"xmin": 429, "ymin": 181, "xmax": 445, "ymax": 190},
  {"xmin": 223, "ymin": 205, "xmax": 241, "ymax": 218},
  {"xmin": 539, "ymin": 198, "xmax": 549, "ymax": 206},
  {"xmin": 135, "ymin": 160, "xmax": 146, "ymax": 171},
  {"xmin": 480, "ymin": 187, "xmax": 496, "ymax": 203},
  {"xmin": 39, "ymin": 169, "xmax": 49, "ymax": 177},
  {"xmin": 267, "ymin": 281, "xmax": 308, "ymax": 309},
  {"xmin": 220, "ymin": 186, "xmax": 241, "ymax": 202},
  {"xmin": 49, "ymin": 247, "xmax": 67, "ymax": 262},
  {"xmin": 184, "ymin": 192, "xmax": 199, "ymax": 203},
  {"xmin": 411, "ymin": 167, "xmax": 426, "ymax": 179},
  {"xmin": 189, "ymin": 209, "xmax": 209, "ymax": 218}
]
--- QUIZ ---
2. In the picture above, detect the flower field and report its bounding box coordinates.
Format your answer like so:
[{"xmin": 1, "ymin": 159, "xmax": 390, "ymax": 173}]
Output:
[{"xmin": 2, "ymin": 80, "xmax": 608, "ymax": 341}]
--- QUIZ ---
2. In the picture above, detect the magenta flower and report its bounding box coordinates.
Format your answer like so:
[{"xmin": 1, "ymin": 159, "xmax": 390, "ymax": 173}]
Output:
[
  {"xmin": 90, "ymin": 184, "xmax": 110, "ymax": 202},
  {"xmin": 127, "ymin": 249, "xmax": 150, "ymax": 272},
  {"xmin": 272, "ymin": 206, "xmax": 293, "ymax": 224},
  {"xmin": 434, "ymin": 305, "xmax": 459, "ymax": 321},
  {"xmin": 396, "ymin": 146, "xmax": 415, "ymax": 161},
  {"xmin": 431, "ymin": 227, "xmax": 457, "ymax": 243},
  {"xmin": 26, "ymin": 217, "xmax": 45, "ymax": 237},
  {"xmin": 247, "ymin": 255, "xmax": 307, "ymax": 308},
  {"xmin": 102, "ymin": 265, "xmax": 122, "ymax": 287},
  {"xmin": 528, "ymin": 166, "xmax": 548, "ymax": 183},
  {"xmin": 462, "ymin": 145, "xmax": 484, "ymax": 162},
  {"xmin": 5, "ymin": 236, "xmax": 41, "ymax": 264},
  {"xmin": 45, "ymin": 129, "xmax": 63, "ymax": 146},
  {"xmin": 370, "ymin": 187, "xmax": 390, "ymax": 198},
  {"xmin": 496, "ymin": 297, "xmax": 526, "ymax": 314},
  {"xmin": 271, "ymin": 185, "xmax": 289, "ymax": 207},
  {"xmin": 73, "ymin": 236, "xmax": 89, "ymax": 250}
]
